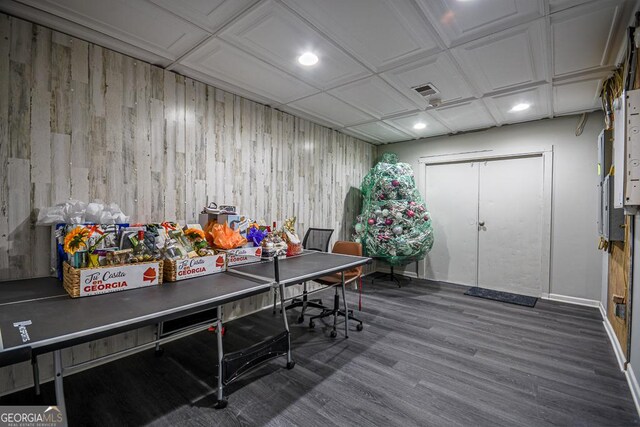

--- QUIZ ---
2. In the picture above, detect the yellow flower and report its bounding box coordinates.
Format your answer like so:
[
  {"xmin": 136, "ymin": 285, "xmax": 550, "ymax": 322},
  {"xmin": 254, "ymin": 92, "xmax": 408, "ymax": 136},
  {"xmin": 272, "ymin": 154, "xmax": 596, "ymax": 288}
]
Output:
[{"xmin": 64, "ymin": 227, "xmax": 90, "ymax": 255}]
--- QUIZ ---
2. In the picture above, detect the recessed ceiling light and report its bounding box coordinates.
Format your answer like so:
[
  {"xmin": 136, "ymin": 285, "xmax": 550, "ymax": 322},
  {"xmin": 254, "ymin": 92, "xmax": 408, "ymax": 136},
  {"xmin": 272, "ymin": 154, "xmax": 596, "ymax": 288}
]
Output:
[
  {"xmin": 298, "ymin": 52, "xmax": 318, "ymax": 66},
  {"xmin": 510, "ymin": 103, "xmax": 530, "ymax": 112},
  {"xmin": 413, "ymin": 122, "xmax": 427, "ymax": 130}
]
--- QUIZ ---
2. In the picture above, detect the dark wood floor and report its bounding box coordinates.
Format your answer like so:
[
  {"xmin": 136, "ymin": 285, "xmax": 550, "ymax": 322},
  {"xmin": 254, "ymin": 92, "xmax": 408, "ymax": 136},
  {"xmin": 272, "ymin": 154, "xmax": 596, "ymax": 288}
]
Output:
[{"xmin": 3, "ymin": 278, "xmax": 638, "ymax": 426}]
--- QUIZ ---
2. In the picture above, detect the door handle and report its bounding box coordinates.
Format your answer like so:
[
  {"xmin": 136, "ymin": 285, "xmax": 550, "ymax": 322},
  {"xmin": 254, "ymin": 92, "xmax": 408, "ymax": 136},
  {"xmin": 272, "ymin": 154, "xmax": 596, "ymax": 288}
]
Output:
[{"xmin": 478, "ymin": 221, "xmax": 485, "ymax": 227}]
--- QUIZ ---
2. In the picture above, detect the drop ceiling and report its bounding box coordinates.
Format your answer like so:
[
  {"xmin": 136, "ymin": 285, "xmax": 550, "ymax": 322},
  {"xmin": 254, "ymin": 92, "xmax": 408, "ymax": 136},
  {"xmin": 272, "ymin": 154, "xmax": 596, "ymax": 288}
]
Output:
[{"xmin": 1, "ymin": 0, "xmax": 636, "ymax": 144}]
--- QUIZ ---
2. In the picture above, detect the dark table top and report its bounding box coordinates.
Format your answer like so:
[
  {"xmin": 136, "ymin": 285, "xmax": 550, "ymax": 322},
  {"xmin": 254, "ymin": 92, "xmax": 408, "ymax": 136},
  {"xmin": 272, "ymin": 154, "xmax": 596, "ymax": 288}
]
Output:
[
  {"xmin": 0, "ymin": 251, "xmax": 370, "ymax": 362},
  {"xmin": 229, "ymin": 251, "xmax": 370, "ymax": 285},
  {"xmin": 0, "ymin": 273, "xmax": 270, "ymax": 355}
]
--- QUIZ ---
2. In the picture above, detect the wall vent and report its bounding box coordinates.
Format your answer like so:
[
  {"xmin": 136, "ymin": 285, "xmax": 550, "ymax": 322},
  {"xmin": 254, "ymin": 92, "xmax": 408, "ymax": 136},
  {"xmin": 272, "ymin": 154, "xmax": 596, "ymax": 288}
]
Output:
[{"xmin": 412, "ymin": 83, "xmax": 439, "ymax": 97}]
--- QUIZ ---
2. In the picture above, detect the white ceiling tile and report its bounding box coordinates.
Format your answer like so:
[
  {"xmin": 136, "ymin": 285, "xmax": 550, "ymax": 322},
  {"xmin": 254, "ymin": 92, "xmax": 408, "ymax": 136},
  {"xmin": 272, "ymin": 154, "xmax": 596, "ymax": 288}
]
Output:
[
  {"xmin": 384, "ymin": 112, "xmax": 451, "ymax": 139},
  {"xmin": 484, "ymin": 85, "xmax": 551, "ymax": 124},
  {"xmin": 148, "ymin": 0, "xmax": 257, "ymax": 33},
  {"xmin": 430, "ymin": 100, "xmax": 497, "ymax": 131},
  {"xmin": 282, "ymin": 0, "xmax": 441, "ymax": 71},
  {"xmin": 180, "ymin": 39, "xmax": 317, "ymax": 104},
  {"xmin": 551, "ymin": 0, "xmax": 625, "ymax": 77},
  {"xmin": 287, "ymin": 93, "xmax": 374, "ymax": 127},
  {"xmin": 416, "ymin": 0, "xmax": 544, "ymax": 47},
  {"xmin": 328, "ymin": 76, "xmax": 417, "ymax": 119},
  {"xmin": 4, "ymin": 0, "xmax": 634, "ymax": 143},
  {"xmin": 0, "ymin": 0, "xmax": 171, "ymax": 65},
  {"xmin": 347, "ymin": 121, "xmax": 413, "ymax": 143},
  {"xmin": 452, "ymin": 19, "xmax": 548, "ymax": 95},
  {"xmin": 549, "ymin": 0, "xmax": 600, "ymax": 13},
  {"xmin": 219, "ymin": 0, "xmax": 369, "ymax": 89},
  {"xmin": 17, "ymin": 0, "xmax": 208, "ymax": 59},
  {"xmin": 553, "ymin": 77, "xmax": 604, "ymax": 114},
  {"xmin": 382, "ymin": 52, "xmax": 475, "ymax": 108}
]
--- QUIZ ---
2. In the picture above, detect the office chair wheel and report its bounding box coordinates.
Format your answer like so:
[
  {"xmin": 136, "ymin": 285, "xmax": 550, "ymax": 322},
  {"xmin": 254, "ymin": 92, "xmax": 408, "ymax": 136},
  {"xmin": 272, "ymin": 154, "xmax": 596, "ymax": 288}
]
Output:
[
  {"xmin": 356, "ymin": 323, "xmax": 363, "ymax": 331},
  {"xmin": 297, "ymin": 315, "xmax": 305, "ymax": 324},
  {"xmin": 154, "ymin": 348, "xmax": 165, "ymax": 357},
  {"xmin": 286, "ymin": 361, "xmax": 296, "ymax": 370},
  {"xmin": 309, "ymin": 320, "xmax": 315, "ymax": 329},
  {"xmin": 214, "ymin": 399, "xmax": 228, "ymax": 409},
  {"xmin": 330, "ymin": 330, "xmax": 338, "ymax": 338}
]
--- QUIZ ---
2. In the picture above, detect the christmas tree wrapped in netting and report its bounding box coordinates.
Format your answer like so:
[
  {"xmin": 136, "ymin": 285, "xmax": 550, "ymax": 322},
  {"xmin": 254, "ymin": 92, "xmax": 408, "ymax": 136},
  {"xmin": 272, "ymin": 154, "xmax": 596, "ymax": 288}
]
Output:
[{"xmin": 353, "ymin": 152, "xmax": 434, "ymax": 266}]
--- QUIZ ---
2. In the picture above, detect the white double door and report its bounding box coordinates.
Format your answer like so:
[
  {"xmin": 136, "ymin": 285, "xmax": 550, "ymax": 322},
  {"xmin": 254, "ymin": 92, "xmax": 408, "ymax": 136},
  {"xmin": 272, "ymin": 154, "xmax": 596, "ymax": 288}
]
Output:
[{"xmin": 425, "ymin": 156, "xmax": 544, "ymax": 297}]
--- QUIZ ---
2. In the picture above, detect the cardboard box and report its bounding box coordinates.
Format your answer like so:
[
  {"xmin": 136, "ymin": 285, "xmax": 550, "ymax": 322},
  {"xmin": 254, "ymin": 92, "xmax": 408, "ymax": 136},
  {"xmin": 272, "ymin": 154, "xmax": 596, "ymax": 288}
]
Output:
[
  {"xmin": 64, "ymin": 261, "xmax": 163, "ymax": 298},
  {"xmin": 224, "ymin": 246, "xmax": 263, "ymax": 267},
  {"xmin": 165, "ymin": 253, "xmax": 226, "ymax": 281}
]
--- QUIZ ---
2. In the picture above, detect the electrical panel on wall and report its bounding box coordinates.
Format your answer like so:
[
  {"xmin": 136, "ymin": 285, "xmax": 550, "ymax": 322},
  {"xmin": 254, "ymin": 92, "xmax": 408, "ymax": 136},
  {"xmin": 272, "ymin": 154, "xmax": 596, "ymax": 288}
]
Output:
[
  {"xmin": 625, "ymin": 89, "xmax": 640, "ymax": 212},
  {"xmin": 599, "ymin": 128, "xmax": 625, "ymax": 242}
]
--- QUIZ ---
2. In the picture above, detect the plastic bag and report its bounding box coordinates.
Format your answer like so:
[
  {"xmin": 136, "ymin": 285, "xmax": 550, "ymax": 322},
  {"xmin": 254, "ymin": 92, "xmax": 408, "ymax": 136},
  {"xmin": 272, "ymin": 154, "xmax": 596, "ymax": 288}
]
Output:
[
  {"xmin": 64, "ymin": 200, "xmax": 87, "ymax": 224},
  {"xmin": 37, "ymin": 199, "xmax": 129, "ymax": 225},
  {"xmin": 286, "ymin": 241, "xmax": 302, "ymax": 256},
  {"xmin": 85, "ymin": 202, "xmax": 104, "ymax": 223},
  {"xmin": 210, "ymin": 222, "xmax": 247, "ymax": 249},
  {"xmin": 36, "ymin": 205, "xmax": 65, "ymax": 225},
  {"xmin": 353, "ymin": 152, "xmax": 434, "ymax": 266}
]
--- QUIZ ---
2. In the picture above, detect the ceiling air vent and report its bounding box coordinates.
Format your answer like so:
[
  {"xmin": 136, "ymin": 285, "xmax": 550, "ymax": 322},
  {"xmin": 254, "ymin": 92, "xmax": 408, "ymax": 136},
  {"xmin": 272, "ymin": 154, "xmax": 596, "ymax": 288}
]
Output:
[{"xmin": 412, "ymin": 83, "xmax": 439, "ymax": 98}]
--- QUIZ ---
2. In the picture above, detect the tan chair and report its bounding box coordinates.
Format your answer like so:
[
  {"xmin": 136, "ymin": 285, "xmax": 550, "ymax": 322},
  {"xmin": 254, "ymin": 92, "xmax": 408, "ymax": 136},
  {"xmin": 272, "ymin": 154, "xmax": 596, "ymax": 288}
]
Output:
[{"xmin": 308, "ymin": 241, "xmax": 364, "ymax": 337}]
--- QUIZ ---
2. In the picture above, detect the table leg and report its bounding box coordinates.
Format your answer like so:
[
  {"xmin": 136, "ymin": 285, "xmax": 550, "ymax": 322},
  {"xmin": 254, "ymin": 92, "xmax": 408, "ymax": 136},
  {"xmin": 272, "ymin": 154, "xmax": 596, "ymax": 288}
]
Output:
[
  {"xmin": 272, "ymin": 290, "xmax": 277, "ymax": 315},
  {"xmin": 154, "ymin": 322, "xmax": 164, "ymax": 356},
  {"xmin": 341, "ymin": 271, "xmax": 349, "ymax": 338},
  {"xmin": 31, "ymin": 355, "xmax": 40, "ymax": 396},
  {"xmin": 279, "ymin": 283, "xmax": 295, "ymax": 369},
  {"xmin": 214, "ymin": 306, "xmax": 227, "ymax": 409},
  {"xmin": 53, "ymin": 350, "xmax": 69, "ymax": 427}
]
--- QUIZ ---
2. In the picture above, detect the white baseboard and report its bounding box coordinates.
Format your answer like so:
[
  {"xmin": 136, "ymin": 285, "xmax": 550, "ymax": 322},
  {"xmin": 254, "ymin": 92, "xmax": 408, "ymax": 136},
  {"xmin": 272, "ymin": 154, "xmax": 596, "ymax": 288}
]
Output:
[
  {"xmin": 541, "ymin": 293, "xmax": 600, "ymax": 307},
  {"xmin": 602, "ymin": 312, "xmax": 627, "ymax": 371},
  {"xmin": 599, "ymin": 301, "xmax": 607, "ymax": 319},
  {"xmin": 626, "ymin": 364, "xmax": 640, "ymax": 416}
]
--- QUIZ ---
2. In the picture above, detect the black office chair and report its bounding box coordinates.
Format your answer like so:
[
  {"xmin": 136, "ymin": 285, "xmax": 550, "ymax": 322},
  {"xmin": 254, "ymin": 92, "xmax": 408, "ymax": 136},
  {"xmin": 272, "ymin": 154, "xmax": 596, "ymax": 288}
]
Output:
[{"xmin": 272, "ymin": 228, "xmax": 334, "ymax": 322}]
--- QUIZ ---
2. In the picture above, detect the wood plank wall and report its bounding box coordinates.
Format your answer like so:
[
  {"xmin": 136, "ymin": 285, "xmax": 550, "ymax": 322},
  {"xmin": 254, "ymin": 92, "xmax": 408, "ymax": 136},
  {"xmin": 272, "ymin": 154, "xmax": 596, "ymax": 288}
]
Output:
[
  {"xmin": 0, "ymin": 13, "xmax": 376, "ymax": 395},
  {"xmin": 607, "ymin": 217, "xmax": 631, "ymax": 356}
]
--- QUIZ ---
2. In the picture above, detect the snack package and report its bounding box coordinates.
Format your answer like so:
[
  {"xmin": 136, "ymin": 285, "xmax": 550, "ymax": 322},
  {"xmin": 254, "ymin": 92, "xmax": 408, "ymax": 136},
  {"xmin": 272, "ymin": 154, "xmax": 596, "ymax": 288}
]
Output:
[
  {"xmin": 119, "ymin": 226, "xmax": 146, "ymax": 250},
  {"xmin": 210, "ymin": 222, "xmax": 247, "ymax": 249},
  {"xmin": 184, "ymin": 227, "xmax": 215, "ymax": 256},
  {"xmin": 106, "ymin": 249, "xmax": 132, "ymax": 265},
  {"xmin": 85, "ymin": 224, "xmax": 119, "ymax": 250},
  {"xmin": 286, "ymin": 240, "xmax": 303, "ymax": 257},
  {"xmin": 161, "ymin": 239, "xmax": 188, "ymax": 260},
  {"xmin": 169, "ymin": 229, "xmax": 195, "ymax": 253},
  {"xmin": 147, "ymin": 222, "xmax": 180, "ymax": 249},
  {"xmin": 282, "ymin": 217, "xmax": 301, "ymax": 244},
  {"xmin": 260, "ymin": 231, "xmax": 287, "ymax": 258},
  {"xmin": 281, "ymin": 217, "xmax": 302, "ymax": 256}
]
